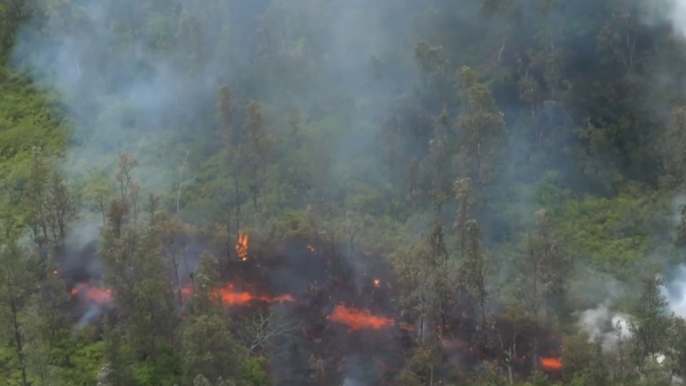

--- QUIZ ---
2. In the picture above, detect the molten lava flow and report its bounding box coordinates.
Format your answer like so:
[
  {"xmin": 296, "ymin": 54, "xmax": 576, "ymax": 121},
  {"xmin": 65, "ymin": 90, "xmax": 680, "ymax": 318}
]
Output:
[
  {"xmin": 399, "ymin": 323, "xmax": 416, "ymax": 332},
  {"xmin": 236, "ymin": 233, "xmax": 249, "ymax": 261},
  {"xmin": 328, "ymin": 305, "xmax": 395, "ymax": 330},
  {"xmin": 541, "ymin": 357, "xmax": 562, "ymax": 370},
  {"xmin": 181, "ymin": 282, "xmax": 294, "ymax": 307},
  {"xmin": 180, "ymin": 284, "xmax": 193, "ymax": 298},
  {"xmin": 71, "ymin": 283, "xmax": 113, "ymax": 305},
  {"xmin": 272, "ymin": 294, "xmax": 295, "ymax": 304}
]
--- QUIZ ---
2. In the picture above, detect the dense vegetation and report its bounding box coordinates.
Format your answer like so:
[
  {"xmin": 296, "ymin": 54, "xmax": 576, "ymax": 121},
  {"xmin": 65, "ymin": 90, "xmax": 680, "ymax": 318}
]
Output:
[{"xmin": 2, "ymin": 0, "xmax": 686, "ymax": 385}]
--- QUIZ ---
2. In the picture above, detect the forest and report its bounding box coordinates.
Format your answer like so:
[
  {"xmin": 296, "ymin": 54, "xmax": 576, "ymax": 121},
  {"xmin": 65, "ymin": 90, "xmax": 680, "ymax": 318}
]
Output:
[{"xmin": 2, "ymin": 0, "xmax": 686, "ymax": 385}]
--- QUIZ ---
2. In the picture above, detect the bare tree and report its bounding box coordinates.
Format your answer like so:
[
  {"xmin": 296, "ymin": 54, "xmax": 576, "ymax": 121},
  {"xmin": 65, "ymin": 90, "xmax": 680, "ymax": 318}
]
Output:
[{"xmin": 237, "ymin": 311, "xmax": 297, "ymax": 357}]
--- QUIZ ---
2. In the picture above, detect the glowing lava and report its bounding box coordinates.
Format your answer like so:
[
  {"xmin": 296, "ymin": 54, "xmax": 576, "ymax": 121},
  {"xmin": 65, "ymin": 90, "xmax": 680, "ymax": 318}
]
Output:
[
  {"xmin": 236, "ymin": 233, "xmax": 249, "ymax": 261},
  {"xmin": 328, "ymin": 305, "xmax": 395, "ymax": 330},
  {"xmin": 540, "ymin": 357, "xmax": 562, "ymax": 370},
  {"xmin": 181, "ymin": 282, "xmax": 294, "ymax": 307},
  {"xmin": 71, "ymin": 283, "xmax": 113, "ymax": 305}
]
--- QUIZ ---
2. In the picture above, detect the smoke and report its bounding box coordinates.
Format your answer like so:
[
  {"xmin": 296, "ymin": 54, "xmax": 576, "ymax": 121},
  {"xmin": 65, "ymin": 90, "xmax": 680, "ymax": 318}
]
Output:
[
  {"xmin": 661, "ymin": 265, "xmax": 686, "ymax": 318},
  {"xmin": 340, "ymin": 355, "xmax": 380, "ymax": 386},
  {"xmin": 645, "ymin": 0, "xmax": 686, "ymax": 37},
  {"xmin": 578, "ymin": 302, "xmax": 632, "ymax": 350}
]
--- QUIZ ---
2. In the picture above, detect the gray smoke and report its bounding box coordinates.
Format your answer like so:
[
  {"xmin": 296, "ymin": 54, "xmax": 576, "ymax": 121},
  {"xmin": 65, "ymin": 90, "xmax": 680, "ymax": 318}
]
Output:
[{"xmin": 578, "ymin": 302, "xmax": 632, "ymax": 351}]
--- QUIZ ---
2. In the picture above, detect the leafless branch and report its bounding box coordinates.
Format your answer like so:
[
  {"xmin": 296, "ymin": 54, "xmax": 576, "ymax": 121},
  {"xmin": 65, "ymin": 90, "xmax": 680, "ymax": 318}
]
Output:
[{"xmin": 237, "ymin": 311, "xmax": 298, "ymax": 357}]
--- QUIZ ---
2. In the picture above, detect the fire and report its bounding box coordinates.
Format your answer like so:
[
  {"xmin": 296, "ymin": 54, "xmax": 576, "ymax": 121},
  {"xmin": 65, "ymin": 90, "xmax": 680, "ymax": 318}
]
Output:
[
  {"xmin": 273, "ymin": 294, "xmax": 295, "ymax": 303},
  {"xmin": 328, "ymin": 305, "xmax": 395, "ymax": 330},
  {"xmin": 71, "ymin": 283, "xmax": 113, "ymax": 305},
  {"xmin": 400, "ymin": 323, "xmax": 416, "ymax": 332},
  {"xmin": 540, "ymin": 357, "xmax": 562, "ymax": 370},
  {"xmin": 213, "ymin": 283, "xmax": 266, "ymax": 305},
  {"xmin": 373, "ymin": 279, "xmax": 380, "ymax": 287},
  {"xmin": 236, "ymin": 233, "xmax": 249, "ymax": 261},
  {"xmin": 181, "ymin": 282, "xmax": 294, "ymax": 307}
]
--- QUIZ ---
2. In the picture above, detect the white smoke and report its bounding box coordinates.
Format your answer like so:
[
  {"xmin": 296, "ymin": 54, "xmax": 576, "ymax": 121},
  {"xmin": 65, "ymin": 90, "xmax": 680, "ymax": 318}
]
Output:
[
  {"xmin": 662, "ymin": 265, "xmax": 686, "ymax": 318},
  {"xmin": 578, "ymin": 302, "xmax": 632, "ymax": 351},
  {"xmin": 651, "ymin": 0, "xmax": 686, "ymax": 38}
]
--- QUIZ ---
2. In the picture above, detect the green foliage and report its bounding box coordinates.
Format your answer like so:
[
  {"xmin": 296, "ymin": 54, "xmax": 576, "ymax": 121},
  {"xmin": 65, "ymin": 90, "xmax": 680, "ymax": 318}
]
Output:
[
  {"xmin": 1, "ymin": 0, "xmax": 686, "ymax": 385},
  {"xmin": 550, "ymin": 191, "xmax": 667, "ymax": 272}
]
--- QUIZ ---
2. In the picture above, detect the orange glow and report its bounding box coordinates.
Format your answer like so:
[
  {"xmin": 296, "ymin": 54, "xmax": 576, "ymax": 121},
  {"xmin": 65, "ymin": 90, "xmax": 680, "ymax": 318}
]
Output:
[
  {"xmin": 328, "ymin": 305, "xmax": 395, "ymax": 330},
  {"xmin": 71, "ymin": 283, "xmax": 113, "ymax": 305},
  {"xmin": 373, "ymin": 279, "xmax": 380, "ymax": 287},
  {"xmin": 541, "ymin": 357, "xmax": 562, "ymax": 370},
  {"xmin": 236, "ymin": 233, "xmax": 249, "ymax": 261},
  {"xmin": 180, "ymin": 284, "xmax": 193, "ymax": 298},
  {"xmin": 400, "ymin": 323, "xmax": 416, "ymax": 332},
  {"xmin": 273, "ymin": 294, "xmax": 295, "ymax": 303},
  {"xmin": 181, "ymin": 282, "xmax": 294, "ymax": 307}
]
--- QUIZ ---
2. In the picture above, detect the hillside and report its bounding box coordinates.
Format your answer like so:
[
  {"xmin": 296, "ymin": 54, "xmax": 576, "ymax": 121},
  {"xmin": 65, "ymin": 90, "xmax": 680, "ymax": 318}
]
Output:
[{"xmin": 1, "ymin": 1, "xmax": 686, "ymax": 386}]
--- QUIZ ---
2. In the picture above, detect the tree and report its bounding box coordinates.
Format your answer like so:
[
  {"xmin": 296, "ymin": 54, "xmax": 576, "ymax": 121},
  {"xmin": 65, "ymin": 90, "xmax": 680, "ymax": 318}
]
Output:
[
  {"xmin": 523, "ymin": 209, "xmax": 571, "ymax": 323},
  {"xmin": 181, "ymin": 253, "xmax": 247, "ymax": 384},
  {"xmin": 237, "ymin": 311, "xmax": 297, "ymax": 358},
  {"xmin": 242, "ymin": 100, "xmax": 274, "ymax": 210},
  {"xmin": 461, "ymin": 219, "xmax": 490, "ymax": 335},
  {"xmin": 0, "ymin": 241, "xmax": 36, "ymax": 386},
  {"xmin": 100, "ymin": 317, "xmax": 134, "ymax": 386},
  {"xmin": 455, "ymin": 66, "xmax": 506, "ymax": 208},
  {"xmin": 453, "ymin": 178, "xmax": 472, "ymax": 256},
  {"xmin": 629, "ymin": 275, "xmax": 671, "ymax": 367},
  {"xmin": 662, "ymin": 106, "xmax": 686, "ymax": 191},
  {"xmin": 25, "ymin": 147, "xmax": 52, "ymax": 248}
]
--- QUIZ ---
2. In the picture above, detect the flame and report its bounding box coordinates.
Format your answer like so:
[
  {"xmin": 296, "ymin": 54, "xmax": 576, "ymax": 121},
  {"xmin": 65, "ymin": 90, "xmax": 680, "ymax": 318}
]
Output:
[
  {"xmin": 181, "ymin": 282, "xmax": 294, "ymax": 307},
  {"xmin": 373, "ymin": 279, "xmax": 380, "ymax": 287},
  {"xmin": 71, "ymin": 283, "xmax": 113, "ymax": 305},
  {"xmin": 273, "ymin": 294, "xmax": 295, "ymax": 303},
  {"xmin": 213, "ymin": 283, "xmax": 266, "ymax": 305},
  {"xmin": 236, "ymin": 233, "xmax": 249, "ymax": 261},
  {"xmin": 400, "ymin": 323, "xmax": 416, "ymax": 332},
  {"xmin": 328, "ymin": 305, "xmax": 395, "ymax": 330},
  {"xmin": 541, "ymin": 357, "xmax": 562, "ymax": 370}
]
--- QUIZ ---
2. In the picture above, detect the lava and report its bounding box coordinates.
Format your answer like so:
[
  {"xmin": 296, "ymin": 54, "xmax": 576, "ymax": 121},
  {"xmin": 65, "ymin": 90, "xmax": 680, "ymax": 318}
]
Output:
[
  {"xmin": 181, "ymin": 282, "xmax": 294, "ymax": 307},
  {"xmin": 237, "ymin": 233, "xmax": 249, "ymax": 261},
  {"xmin": 71, "ymin": 283, "xmax": 113, "ymax": 305},
  {"xmin": 214, "ymin": 283, "xmax": 267, "ymax": 305},
  {"xmin": 328, "ymin": 305, "xmax": 395, "ymax": 330},
  {"xmin": 540, "ymin": 357, "xmax": 562, "ymax": 370}
]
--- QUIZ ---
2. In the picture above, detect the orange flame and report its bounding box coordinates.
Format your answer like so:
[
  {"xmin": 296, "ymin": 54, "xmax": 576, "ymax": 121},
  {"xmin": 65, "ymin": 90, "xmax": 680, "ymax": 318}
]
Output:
[
  {"xmin": 328, "ymin": 305, "xmax": 395, "ymax": 330},
  {"xmin": 273, "ymin": 294, "xmax": 295, "ymax": 303},
  {"xmin": 71, "ymin": 283, "xmax": 113, "ymax": 305},
  {"xmin": 373, "ymin": 279, "xmax": 380, "ymax": 287},
  {"xmin": 236, "ymin": 233, "xmax": 249, "ymax": 261},
  {"xmin": 400, "ymin": 323, "xmax": 416, "ymax": 332},
  {"xmin": 181, "ymin": 282, "xmax": 294, "ymax": 307},
  {"xmin": 541, "ymin": 357, "xmax": 562, "ymax": 370}
]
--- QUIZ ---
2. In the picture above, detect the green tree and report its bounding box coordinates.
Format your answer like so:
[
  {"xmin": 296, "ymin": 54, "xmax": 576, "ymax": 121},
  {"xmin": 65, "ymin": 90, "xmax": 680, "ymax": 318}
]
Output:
[
  {"xmin": 0, "ymin": 241, "xmax": 36, "ymax": 386},
  {"xmin": 455, "ymin": 66, "xmax": 506, "ymax": 208},
  {"xmin": 181, "ymin": 253, "xmax": 247, "ymax": 384},
  {"xmin": 629, "ymin": 275, "xmax": 671, "ymax": 367}
]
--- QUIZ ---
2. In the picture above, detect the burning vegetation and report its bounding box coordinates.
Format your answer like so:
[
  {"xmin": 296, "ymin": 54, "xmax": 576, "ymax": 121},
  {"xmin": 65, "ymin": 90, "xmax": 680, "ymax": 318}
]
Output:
[{"xmin": 59, "ymin": 224, "xmax": 565, "ymax": 386}]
